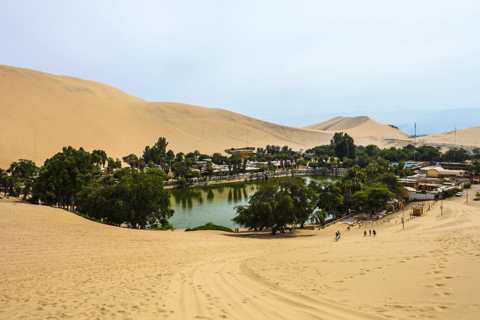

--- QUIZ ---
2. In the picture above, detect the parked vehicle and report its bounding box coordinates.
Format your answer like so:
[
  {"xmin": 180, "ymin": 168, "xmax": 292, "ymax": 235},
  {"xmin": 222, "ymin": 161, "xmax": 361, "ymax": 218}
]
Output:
[{"xmin": 455, "ymin": 192, "xmax": 463, "ymax": 197}]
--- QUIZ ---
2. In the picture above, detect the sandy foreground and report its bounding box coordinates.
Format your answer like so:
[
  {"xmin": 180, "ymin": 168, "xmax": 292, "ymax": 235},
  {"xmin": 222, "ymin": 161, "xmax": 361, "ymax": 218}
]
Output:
[{"xmin": 1, "ymin": 187, "xmax": 480, "ymax": 320}]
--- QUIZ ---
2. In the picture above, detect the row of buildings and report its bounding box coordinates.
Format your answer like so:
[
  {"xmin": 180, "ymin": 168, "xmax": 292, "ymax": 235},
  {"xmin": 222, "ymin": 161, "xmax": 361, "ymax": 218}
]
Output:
[{"xmin": 401, "ymin": 164, "xmax": 474, "ymax": 201}]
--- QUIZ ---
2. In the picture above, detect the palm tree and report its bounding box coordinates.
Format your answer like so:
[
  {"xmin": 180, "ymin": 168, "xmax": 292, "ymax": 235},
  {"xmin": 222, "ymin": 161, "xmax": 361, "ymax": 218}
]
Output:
[
  {"xmin": 138, "ymin": 158, "xmax": 146, "ymax": 171},
  {"xmin": 122, "ymin": 154, "xmax": 139, "ymax": 169}
]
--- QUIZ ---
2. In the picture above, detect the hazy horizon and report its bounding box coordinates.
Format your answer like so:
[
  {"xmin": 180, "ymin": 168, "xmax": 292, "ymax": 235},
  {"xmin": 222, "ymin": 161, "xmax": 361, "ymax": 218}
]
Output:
[{"xmin": 2, "ymin": 1, "xmax": 479, "ymax": 133}]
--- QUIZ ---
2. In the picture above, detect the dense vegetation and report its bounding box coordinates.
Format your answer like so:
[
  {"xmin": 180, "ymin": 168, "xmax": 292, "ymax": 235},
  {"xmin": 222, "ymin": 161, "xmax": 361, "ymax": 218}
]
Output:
[
  {"xmin": 185, "ymin": 222, "xmax": 234, "ymax": 233},
  {"xmin": 233, "ymin": 177, "xmax": 317, "ymax": 234},
  {"xmin": 0, "ymin": 146, "xmax": 174, "ymax": 230},
  {"xmin": 1, "ymin": 133, "xmax": 478, "ymax": 233},
  {"xmin": 233, "ymin": 159, "xmax": 407, "ymax": 235},
  {"xmin": 76, "ymin": 168, "xmax": 173, "ymax": 229}
]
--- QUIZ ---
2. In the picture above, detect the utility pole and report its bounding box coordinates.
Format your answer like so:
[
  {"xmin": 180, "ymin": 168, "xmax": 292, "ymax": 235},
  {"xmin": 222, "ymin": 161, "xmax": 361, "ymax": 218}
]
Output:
[
  {"xmin": 454, "ymin": 127, "xmax": 457, "ymax": 162},
  {"xmin": 414, "ymin": 123, "xmax": 416, "ymax": 164},
  {"xmin": 403, "ymin": 206, "xmax": 405, "ymax": 230},
  {"xmin": 34, "ymin": 127, "xmax": 37, "ymax": 164},
  {"xmin": 467, "ymin": 189, "xmax": 468, "ymax": 203},
  {"xmin": 440, "ymin": 200, "xmax": 443, "ymax": 216}
]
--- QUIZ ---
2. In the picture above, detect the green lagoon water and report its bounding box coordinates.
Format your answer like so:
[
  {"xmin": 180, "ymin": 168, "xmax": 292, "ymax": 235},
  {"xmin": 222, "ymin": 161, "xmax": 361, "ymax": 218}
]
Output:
[{"xmin": 168, "ymin": 176, "xmax": 338, "ymax": 229}]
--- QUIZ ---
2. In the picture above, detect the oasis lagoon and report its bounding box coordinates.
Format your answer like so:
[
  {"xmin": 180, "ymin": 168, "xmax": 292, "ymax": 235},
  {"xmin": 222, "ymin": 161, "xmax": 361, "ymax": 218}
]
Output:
[{"xmin": 168, "ymin": 176, "xmax": 338, "ymax": 229}]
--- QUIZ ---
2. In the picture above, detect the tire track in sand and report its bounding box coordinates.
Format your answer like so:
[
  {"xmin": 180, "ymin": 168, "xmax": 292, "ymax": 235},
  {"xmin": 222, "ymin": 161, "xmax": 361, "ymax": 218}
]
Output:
[{"xmin": 169, "ymin": 258, "xmax": 384, "ymax": 320}]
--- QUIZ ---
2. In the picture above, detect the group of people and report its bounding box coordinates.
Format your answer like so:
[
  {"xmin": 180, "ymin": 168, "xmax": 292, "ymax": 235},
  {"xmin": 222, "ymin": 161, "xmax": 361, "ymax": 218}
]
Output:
[{"xmin": 364, "ymin": 229, "xmax": 376, "ymax": 236}]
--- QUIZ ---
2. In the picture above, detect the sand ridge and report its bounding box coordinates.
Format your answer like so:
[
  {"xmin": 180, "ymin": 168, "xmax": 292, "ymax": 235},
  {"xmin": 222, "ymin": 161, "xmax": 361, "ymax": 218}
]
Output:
[
  {"xmin": 1, "ymin": 64, "xmax": 336, "ymax": 168},
  {"xmin": 421, "ymin": 127, "xmax": 480, "ymax": 148},
  {"xmin": 304, "ymin": 116, "xmax": 412, "ymax": 141},
  {"xmin": 1, "ymin": 185, "xmax": 480, "ymax": 319},
  {"xmin": 303, "ymin": 116, "xmax": 372, "ymax": 131}
]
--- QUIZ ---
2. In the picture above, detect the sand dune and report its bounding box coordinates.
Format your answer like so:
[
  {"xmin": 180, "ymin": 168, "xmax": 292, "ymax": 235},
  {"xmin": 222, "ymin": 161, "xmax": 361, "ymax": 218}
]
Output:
[
  {"xmin": 304, "ymin": 116, "xmax": 372, "ymax": 131},
  {"xmin": 2, "ymin": 64, "xmax": 477, "ymax": 169},
  {"xmin": 1, "ymin": 65, "xmax": 337, "ymax": 168},
  {"xmin": 421, "ymin": 127, "xmax": 480, "ymax": 148},
  {"xmin": 1, "ymin": 185, "xmax": 480, "ymax": 319},
  {"xmin": 304, "ymin": 116, "xmax": 412, "ymax": 141}
]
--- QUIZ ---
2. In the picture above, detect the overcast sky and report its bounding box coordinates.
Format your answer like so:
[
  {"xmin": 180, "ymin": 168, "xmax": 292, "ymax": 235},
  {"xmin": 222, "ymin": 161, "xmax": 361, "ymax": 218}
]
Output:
[{"xmin": 2, "ymin": 1, "xmax": 480, "ymax": 131}]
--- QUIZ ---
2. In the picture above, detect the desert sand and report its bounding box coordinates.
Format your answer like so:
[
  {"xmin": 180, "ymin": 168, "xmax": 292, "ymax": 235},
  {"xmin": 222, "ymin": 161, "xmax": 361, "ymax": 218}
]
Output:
[
  {"xmin": 1, "ymin": 65, "xmax": 419, "ymax": 169},
  {"xmin": 421, "ymin": 127, "xmax": 480, "ymax": 149},
  {"xmin": 1, "ymin": 65, "xmax": 336, "ymax": 168},
  {"xmin": 304, "ymin": 116, "xmax": 412, "ymax": 146},
  {"xmin": 1, "ymin": 185, "xmax": 480, "ymax": 319}
]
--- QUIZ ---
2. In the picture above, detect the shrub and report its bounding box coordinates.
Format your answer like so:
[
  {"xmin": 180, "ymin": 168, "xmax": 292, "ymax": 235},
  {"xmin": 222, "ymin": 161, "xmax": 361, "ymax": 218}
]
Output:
[
  {"xmin": 464, "ymin": 182, "xmax": 472, "ymax": 189},
  {"xmin": 149, "ymin": 221, "xmax": 174, "ymax": 231},
  {"xmin": 442, "ymin": 188, "xmax": 462, "ymax": 199},
  {"xmin": 185, "ymin": 222, "xmax": 234, "ymax": 233},
  {"xmin": 79, "ymin": 213, "xmax": 105, "ymax": 224},
  {"xmin": 178, "ymin": 177, "xmax": 186, "ymax": 186}
]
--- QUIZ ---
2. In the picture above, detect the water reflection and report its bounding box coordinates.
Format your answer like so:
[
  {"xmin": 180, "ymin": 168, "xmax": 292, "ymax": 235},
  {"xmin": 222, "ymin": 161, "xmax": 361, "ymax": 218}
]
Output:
[{"xmin": 168, "ymin": 176, "xmax": 337, "ymax": 229}]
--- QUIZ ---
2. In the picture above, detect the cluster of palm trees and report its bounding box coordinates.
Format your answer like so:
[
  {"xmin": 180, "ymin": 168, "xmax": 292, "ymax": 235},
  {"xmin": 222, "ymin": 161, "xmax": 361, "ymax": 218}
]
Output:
[{"xmin": 337, "ymin": 160, "xmax": 404, "ymax": 203}]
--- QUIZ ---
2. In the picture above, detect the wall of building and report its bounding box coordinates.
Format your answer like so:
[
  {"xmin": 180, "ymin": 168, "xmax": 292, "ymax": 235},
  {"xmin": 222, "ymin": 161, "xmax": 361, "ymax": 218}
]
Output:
[
  {"xmin": 426, "ymin": 169, "xmax": 439, "ymax": 177},
  {"xmin": 408, "ymin": 192, "xmax": 435, "ymax": 201}
]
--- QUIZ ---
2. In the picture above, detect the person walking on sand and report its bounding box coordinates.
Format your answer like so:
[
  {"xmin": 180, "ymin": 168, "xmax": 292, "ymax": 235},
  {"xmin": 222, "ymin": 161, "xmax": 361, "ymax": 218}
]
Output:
[
  {"xmin": 364, "ymin": 230, "xmax": 367, "ymax": 237},
  {"xmin": 369, "ymin": 229, "xmax": 372, "ymax": 236},
  {"xmin": 373, "ymin": 230, "xmax": 376, "ymax": 236}
]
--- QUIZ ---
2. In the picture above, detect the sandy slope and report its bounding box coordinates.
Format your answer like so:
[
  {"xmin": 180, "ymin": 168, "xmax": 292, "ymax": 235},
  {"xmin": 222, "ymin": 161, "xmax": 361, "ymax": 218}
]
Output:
[
  {"xmin": 1, "ymin": 185, "xmax": 480, "ymax": 319},
  {"xmin": 304, "ymin": 116, "xmax": 372, "ymax": 131},
  {"xmin": 0, "ymin": 65, "xmax": 334, "ymax": 168},
  {"xmin": 304, "ymin": 116, "xmax": 412, "ymax": 142},
  {"xmin": 421, "ymin": 127, "xmax": 480, "ymax": 148}
]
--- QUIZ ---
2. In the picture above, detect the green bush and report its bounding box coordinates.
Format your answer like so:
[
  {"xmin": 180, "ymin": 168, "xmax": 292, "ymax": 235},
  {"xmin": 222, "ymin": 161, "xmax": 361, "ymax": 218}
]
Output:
[
  {"xmin": 185, "ymin": 222, "xmax": 234, "ymax": 233},
  {"xmin": 442, "ymin": 188, "xmax": 462, "ymax": 199},
  {"xmin": 464, "ymin": 182, "xmax": 472, "ymax": 189},
  {"xmin": 149, "ymin": 221, "xmax": 174, "ymax": 231},
  {"xmin": 79, "ymin": 213, "xmax": 105, "ymax": 224}
]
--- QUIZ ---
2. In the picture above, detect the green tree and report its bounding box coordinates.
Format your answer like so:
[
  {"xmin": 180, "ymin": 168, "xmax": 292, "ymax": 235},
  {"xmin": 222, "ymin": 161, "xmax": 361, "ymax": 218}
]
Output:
[
  {"xmin": 7, "ymin": 159, "xmax": 38, "ymax": 200},
  {"xmin": 166, "ymin": 150, "xmax": 175, "ymax": 162},
  {"xmin": 310, "ymin": 181, "xmax": 344, "ymax": 218},
  {"xmin": 122, "ymin": 154, "xmax": 139, "ymax": 169},
  {"xmin": 279, "ymin": 177, "xmax": 318, "ymax": 228},
  {"xmin": 233, "ymin": 182, "xmax": 295, "ymax": 235},
  {"xmin": 77, "ymin": 168, "xmax": 173, "ymax": 228},
  {"xmin": 184, "ymin": 170, "xmax": 201, "ymax": 182},
  {"xmin": 107, "ymin": 157, "xmax": 122, "ymax": 172},
  {"xmin": 33, "ymin": 147, "xmax": 100, "ymax": 210},
  {"xmin": 376, "ymin": 172, "xmax": 405, "ymax": 199},
  {"xmin": 143, "ymin": 137, "xmax": 169, "ymax": 165},
  {"xmin": 206, "ymin": 163, "xmax": 214, "ymax": 179},
  {"xmin": 364, "ymin": 145, "xmax": 377, "ymax": 157},
  {"xmin": 92, "ymin": 150, "xmax": 107, "ymax": 167},
  {"xmin": 351, "ymin": 182, "xmax": 394, "ymax": 215},
  {"xmin": 175, "ymin": 152, "xmax": 184, "ymax": 163}
]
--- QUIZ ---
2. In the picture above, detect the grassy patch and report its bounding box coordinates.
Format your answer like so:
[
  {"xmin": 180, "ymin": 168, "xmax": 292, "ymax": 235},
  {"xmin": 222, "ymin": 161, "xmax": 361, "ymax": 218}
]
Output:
[{"xmin": 185, "ymin": 222, "xmax": 234, "ymax": 233}]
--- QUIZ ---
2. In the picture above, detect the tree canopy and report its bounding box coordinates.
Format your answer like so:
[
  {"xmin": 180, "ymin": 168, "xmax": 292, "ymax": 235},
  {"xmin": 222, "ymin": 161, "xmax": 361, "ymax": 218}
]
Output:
[
  {"xmin": 32, "ymin": 146, "xmax": 100, "ymax": 210},
  {"xmin": 77, "ymin": 168, "xmax": 173, "ymax": 228},
  {"xmin": 233, "ymin": 178, "xmax": 317, "ymax": 234}
]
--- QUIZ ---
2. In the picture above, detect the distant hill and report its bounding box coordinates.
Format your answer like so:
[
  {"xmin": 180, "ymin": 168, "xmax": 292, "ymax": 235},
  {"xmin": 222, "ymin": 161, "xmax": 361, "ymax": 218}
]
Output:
[
  {"xmin": 0, "ymin": 65, "xmax": 335, "ymax": 168},
  {"xmin": 303, "ymin": 116, "xmax": 371, "ymax": 131},
  {"xmin": 303, "ymin": 116, "xmax": 411, "ymax": 146},
  {"xmin": 421, "ymin": 127, "xmax": 480, "ymax": 149}
]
